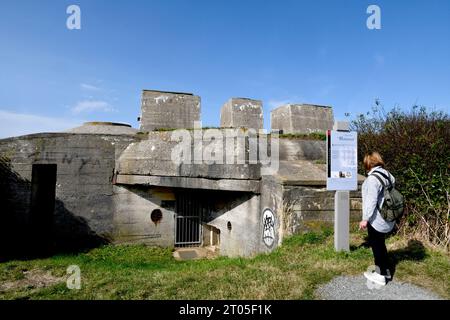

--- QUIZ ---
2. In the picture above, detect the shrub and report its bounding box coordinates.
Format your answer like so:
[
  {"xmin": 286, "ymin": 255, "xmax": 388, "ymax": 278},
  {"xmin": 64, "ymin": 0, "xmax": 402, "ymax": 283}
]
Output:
[{"xmin": 350, "ymin": 103, "xmax": 449, "ymax": 251}]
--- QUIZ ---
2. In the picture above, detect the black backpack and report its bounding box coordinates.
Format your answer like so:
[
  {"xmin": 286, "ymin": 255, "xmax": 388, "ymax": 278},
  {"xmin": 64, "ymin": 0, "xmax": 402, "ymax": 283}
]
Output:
[{"xmin": 371, "ymin": 170, "xmax": 405, "ymax": 222}]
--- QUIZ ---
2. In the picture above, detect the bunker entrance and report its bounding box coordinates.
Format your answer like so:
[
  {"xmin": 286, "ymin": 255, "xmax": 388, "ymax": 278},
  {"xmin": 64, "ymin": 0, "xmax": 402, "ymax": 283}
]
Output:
[
  {"xmin": 29, "ymin": 164, "xmax": 57, "ymax": 253},
  {"xmin": 175, "ymin": 190, "xmax": 210, "ymax": 247}
]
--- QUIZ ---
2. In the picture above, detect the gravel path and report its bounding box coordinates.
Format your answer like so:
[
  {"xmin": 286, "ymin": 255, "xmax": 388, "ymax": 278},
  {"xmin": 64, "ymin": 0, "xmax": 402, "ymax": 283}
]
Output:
[{"xmin": 315, "ymin": 275, "xmax": 444, "ymax": 300}]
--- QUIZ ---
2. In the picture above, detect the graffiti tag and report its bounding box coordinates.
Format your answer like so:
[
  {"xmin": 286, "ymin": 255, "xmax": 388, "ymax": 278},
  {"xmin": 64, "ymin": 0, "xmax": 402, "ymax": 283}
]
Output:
[{"xmin": 262, "ymin": 208, "xmax": 275, "ymax": 247}]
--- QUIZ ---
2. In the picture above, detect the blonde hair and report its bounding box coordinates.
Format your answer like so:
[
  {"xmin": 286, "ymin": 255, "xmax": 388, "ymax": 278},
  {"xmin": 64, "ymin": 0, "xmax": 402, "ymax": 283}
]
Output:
[{"xmin": 363, "ymin": 151, "xmax": 385, "ymax": 171}]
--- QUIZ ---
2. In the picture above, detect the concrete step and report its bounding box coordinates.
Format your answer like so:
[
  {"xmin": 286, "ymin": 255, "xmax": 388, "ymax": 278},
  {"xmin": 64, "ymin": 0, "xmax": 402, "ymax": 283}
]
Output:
[{"xmin": 172, "ymin": 246, "xmax": 219, "ymax": 261}]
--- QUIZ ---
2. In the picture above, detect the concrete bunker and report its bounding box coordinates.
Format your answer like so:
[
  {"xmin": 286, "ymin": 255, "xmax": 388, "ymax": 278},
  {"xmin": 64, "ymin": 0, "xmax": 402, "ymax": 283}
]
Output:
[
  {"xmin": 112, "ymin": 181, "xmax": 261, "ymax": 256},
  {"xmin": 0, "ymin": 89, "xmax": 364, "ymax": 259}
]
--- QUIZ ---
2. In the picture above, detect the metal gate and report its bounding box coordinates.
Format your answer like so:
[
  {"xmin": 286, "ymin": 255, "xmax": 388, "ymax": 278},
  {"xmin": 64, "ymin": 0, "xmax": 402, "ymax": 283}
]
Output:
[{"xmin": 175, "ymin": 191, "xmax": 208, "ymax": 247}]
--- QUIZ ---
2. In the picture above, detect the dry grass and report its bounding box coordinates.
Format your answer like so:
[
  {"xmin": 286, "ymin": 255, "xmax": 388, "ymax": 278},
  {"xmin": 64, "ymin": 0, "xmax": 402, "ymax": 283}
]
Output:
[{"xmin": 0, "ymin": 229, "xmax": 448, "ymax": 300}]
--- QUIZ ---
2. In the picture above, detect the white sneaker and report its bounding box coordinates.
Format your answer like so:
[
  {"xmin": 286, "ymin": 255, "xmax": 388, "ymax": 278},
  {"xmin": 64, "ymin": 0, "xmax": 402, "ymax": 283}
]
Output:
[
  {"xmin": 364, "ymin": 270, "xmax": 387, "ymax": 286},
  {"xmin": 385, "ymin": 269, "xmax": 392, "ymax": 281}
]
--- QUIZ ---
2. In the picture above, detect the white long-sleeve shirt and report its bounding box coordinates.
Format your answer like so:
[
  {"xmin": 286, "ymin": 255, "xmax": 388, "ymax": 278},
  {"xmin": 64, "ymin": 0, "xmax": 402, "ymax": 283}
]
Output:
[{"xmin": 362, "ymin": 166, "xmax": 396, "ymax": 233}]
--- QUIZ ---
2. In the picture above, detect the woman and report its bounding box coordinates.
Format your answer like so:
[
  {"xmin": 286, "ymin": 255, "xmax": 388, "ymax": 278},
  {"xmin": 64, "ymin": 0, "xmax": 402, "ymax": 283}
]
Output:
[{"xmin": 359, "ymin": 151, "xmax": 395, "ymax": 286}]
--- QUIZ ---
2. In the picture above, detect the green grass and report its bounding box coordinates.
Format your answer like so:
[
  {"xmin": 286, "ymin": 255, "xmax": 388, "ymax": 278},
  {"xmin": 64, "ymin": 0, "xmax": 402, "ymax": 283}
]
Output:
[
  {"xmin": 0, "ymin": 229, "xmax": 448, "ymax": 300},
  {"xmin": 279, "ymin": 132, "xmax": 326, "ymax": 140}
]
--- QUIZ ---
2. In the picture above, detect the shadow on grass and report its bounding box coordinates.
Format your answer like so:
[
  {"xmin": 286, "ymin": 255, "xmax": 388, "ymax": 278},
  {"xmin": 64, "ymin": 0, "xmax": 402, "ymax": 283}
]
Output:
[
  {"xmin": 389, "ymin": 239, "xmax": 427, "ymax": 278},
  {"xmin": 353, "ymin": 237, "xmax": 427, "ymax": 280}
]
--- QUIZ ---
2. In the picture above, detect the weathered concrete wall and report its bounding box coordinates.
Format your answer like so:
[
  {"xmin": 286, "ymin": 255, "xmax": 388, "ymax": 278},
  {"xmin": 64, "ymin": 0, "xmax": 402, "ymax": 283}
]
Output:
[
  {"xmin": 265, "ymin": 158, "xmax": 364, "ymax": 240},
  {"xmin": 206, "ymin": 192, "xmax": 261, "ymax": 257},
  {"xmin": 0, "ymin": 156, "xmax": 31, "ymax": 259},
  {"xmin": 140, "ymin": 90, "xmax": 201, "ymax": 131},
  {"xmin": 220, "ymin": 98, "xmax": 263, "ymax": 130},
  {"xmin": 259, "ymin": 176, "xmax": 284, "ymax": 252},
  {"xmin": 0, "ymin": 133, "xmax": 138, "ymax": 253},
  {"xmin": 271, "ymin": 104, "xmax": 334, "ymax": 134},
  {"xmin": 116, "ymin": 175, "xmax": 260, "ymax": 193},
  {"xmin": 279, "ymin": 139, "xmax": 326, "ymax": 161},
  {"xmin": 282, "ymin": 184, "xmax": 362, "ymax": 234},
  {"xmin": 117, "ymin": 131, "xmax": 261, "ymax": 180},
  {"xmin": 112, "ymin": 186, "xmax": 175, "ymax": 247}
]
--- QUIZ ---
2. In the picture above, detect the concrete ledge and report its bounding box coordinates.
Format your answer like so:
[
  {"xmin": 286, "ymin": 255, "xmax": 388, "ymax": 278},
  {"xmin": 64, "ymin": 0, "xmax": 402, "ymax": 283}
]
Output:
[
  {"xmin": 279, "ymin": 179, "xmax": 330, "ymax": 186},
  {"xmin": 278, "ymin": 177, "xmax": 365, "ymax": 187},
  {"xmin": 115, "ymin": 174, "xmax": 261, "ymax": 193},
  {"xmin": 275, "ymin": 160, "xmax": 365, "ymax": 186},
  {"xmin": 0, "ymin": 132, "xmax": 140, "ymax": 142}
]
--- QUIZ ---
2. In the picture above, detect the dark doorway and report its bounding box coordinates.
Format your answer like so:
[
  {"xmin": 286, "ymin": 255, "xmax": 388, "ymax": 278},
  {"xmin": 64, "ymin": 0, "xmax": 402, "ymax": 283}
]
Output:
[
  {"xmin": 175, "ymin": 190, "xmax": 210, "ymax": 247},
  {"xmin": 29, "ymin": 164, "xmax": 57, "ymax": 255}
]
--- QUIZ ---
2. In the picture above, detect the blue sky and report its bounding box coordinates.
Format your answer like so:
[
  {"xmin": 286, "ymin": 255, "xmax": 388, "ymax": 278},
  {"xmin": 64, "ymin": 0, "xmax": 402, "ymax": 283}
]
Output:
[{"xmin": 0, "ymin": 0, "xmax": 449, "ymax": 137}]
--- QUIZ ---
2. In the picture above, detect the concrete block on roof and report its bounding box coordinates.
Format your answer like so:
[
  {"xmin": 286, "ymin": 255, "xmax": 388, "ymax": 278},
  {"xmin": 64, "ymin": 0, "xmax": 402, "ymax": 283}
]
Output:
[
  {"xmin": 220, "ymin": 98, "xmax": 263, "ymax": 130},
  {"xmin": 271, "ymin": 104, "xmax": 334, "ymax": 134},
  {"xmin": 139, "ymin": 90, "xmax": 201, "ymax": 131}
]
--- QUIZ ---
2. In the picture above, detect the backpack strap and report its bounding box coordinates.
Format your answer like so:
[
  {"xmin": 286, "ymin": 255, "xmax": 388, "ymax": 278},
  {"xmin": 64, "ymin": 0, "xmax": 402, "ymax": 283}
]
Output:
[
  {"xmin": 369, "ymin": 173, "xmax": 386, "ymax": 213},
  {"xmin": 372, "ymin": 170, "xmax": 393, "ymax": 189},
  {"xmin": 370, "ymin": 172, "xmax": 386, "ymax": 188}
]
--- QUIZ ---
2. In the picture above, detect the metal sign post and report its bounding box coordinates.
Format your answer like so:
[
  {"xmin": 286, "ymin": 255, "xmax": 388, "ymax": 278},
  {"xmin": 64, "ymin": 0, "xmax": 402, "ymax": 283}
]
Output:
[
  {"xmin": 334, "ymin": 190, "xmax": 350, "ymax": 251},
  {"xmin": 326, "ymin": 121, "xmax": 357, "ymax": 252}
]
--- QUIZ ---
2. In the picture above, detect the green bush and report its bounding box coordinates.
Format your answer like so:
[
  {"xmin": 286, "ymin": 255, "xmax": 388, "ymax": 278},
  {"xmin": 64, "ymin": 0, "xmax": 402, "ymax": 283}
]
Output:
[{"xmin": 350, "ymin": 104, "xmax": 449, "ymax": 250}]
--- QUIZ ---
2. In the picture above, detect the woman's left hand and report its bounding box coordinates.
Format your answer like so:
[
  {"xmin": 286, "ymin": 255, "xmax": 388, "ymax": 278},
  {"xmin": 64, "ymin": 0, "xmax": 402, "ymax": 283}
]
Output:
[{"xmin": 359, "ymin": 220, "xmax": 368, "ymax": 230}]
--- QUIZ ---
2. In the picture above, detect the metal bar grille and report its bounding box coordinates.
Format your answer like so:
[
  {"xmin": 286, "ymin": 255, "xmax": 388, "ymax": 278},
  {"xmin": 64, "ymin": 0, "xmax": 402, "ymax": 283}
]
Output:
[{"xmin": 175, "ymin": 191, "xmax": 203, "ymax": 247}]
